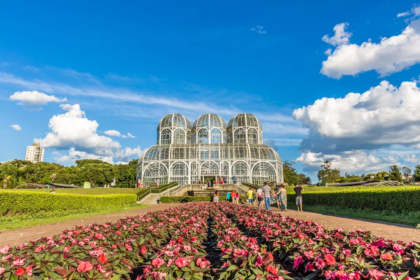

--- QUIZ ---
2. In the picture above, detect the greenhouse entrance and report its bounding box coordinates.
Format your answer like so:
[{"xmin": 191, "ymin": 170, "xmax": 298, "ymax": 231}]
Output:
[{"xmin": 203, "ymin": 176, "xmax": 216, "ymax": 185}]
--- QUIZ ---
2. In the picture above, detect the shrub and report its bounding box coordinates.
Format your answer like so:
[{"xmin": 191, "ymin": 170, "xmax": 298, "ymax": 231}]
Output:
[
  {"xmin": 0, "ymin": 191, "xmax": 137, "ymax": 216},
  {"xmin": 287, "ymin": 187, "xmax": 420, "ymax": 212}
]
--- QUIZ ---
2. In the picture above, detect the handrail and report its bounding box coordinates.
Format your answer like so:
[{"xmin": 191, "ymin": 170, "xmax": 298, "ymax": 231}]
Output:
[{"xmin": 137, "ymin": 182, "xmax": 179, "ymax": 202}]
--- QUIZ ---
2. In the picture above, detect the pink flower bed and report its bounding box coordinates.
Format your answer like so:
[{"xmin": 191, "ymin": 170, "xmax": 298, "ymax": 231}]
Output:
[{"xmin": 0, "ymin": 202, "xmax": 419, "ymax": 280}]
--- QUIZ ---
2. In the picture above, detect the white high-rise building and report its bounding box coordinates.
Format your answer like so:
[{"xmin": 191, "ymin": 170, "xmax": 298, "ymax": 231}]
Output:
[{"xmin": 25, "ymin": 143, "xmax": 45, "ymax": 163}]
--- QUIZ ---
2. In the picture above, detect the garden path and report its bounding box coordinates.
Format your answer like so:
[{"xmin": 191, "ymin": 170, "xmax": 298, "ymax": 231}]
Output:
[
  {"xmin": 269, "ymin": 207, "xmax": 419, "ymax": 243},
  {"xmin": 0, "ymin": 203, "xmax": 180, "ymax": 248}
]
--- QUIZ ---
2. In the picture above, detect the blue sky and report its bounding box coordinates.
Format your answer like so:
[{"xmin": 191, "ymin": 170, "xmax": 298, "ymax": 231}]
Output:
[{"xmin": 1, "ymin": 0, "xmax": 420, "ymax": 181}]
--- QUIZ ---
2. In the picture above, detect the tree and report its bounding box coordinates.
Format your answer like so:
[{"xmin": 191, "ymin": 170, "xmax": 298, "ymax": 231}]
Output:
[
  {"xmin": 401, "ymin": 166, "xmax": 412, "ymax": 179},
  {"xmin": 283, "ymin": 161, "xmax": 300, "ymax": 185},
  {"xmin": 414, "ymin": 165, "xmax": 420, "ymax": 181},
  {"xmin": 317, "ymin": 160, "xmax": 341, "ymax": 184},
  {"xmin": 298, "ymin": 173, "xmax": 311, "ymax": 185},
  {"xmin": 389, "ymin": 165, "xmax": 402, "ymax": 182}
]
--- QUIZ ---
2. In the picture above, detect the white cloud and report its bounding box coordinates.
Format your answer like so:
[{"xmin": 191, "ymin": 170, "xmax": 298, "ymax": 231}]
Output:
[
  {"xmin": 251, "ymin": 26, "xmax": 266, "ymax": 34},
  {"xmin": 10, "ymin": 91, "xmax": 67, "ymax": 109},
  {"xmin": 10, "ymin": 124, "xmax": 21, "ymax": 131},
  {"xmin": 294, "ymin": 80, "xmax": 420, "ymax": 154},
  {"xmin": 322, "ymin": 23, "xmax": 352, "ymax": 46},
  {"xmin": 297, "ymin": 150, "xmax": 399, "ymax": 174},
  {"xmin": 55, "ymin": 148, "xmax": 114, "ymax": 164},
  {"xmin": 397, "ymin": 5, "xmax": 420, "ymax": 18},
  {"xmin": 104, "ymin": 130, "xmax": 121, "ymax": 137},
  {"xmin": 37, "ymin": 104, "xmax": 121, "ymax": 156},
  {"xmin": 121, "ymin": 132, "xmax": 135, "ymax": 138},
  {"xmin": 397, "ymin": 12, "xmax": 410, "ymax": 18},
  {"xmin": 324, "ymin": 49, "xmax": 332, "ymax": 55},
  {"xmin": 115, "ymin": 161, "xmax": 129, "ymax": 165},
  {"xmin": 115, "ymin": 146, "xmax": 143, "ymax": 161},
  {"xmin": 321, "ymin": 19, "xmax": 420, "ymax": 78}
]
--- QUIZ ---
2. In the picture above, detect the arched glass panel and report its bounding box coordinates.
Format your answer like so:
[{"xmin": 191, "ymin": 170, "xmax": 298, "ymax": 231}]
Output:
[
  {"xmin": 171, "ymin": 146, "xmax": 186, "ymax": 159},
  {"xmin": 221, "ymin": 161, "xmax": 229, "ymax": 182},
  {"xmin": 143, "ymin": 163, "xmax": 168, "ymax": 187},
  {"xmin": 248, "ymin": 128, "xmax": 258, "ymax": 144},
  {"xmin": 171, "ymin": 162, "xmax": 188, "ymax": 186},
  {"xmin": 211, "ymin": 128, "xmax": 221, "ymax": 144},
  {"xmin": 252, "ymin": 162, "xmax": 276, "ymax": 185},
  {"xmin": 198, "ymin": 129, "xmax": 209, "ymax": 144},
  {"xmin": 231, "ymin": 161, "xmax": 248, "ymax": 183},
  {"xmin": 234, "ymin": 128, "xmax": 246, "ymax": 143},
  {"xmin": 161, "ymin": 129, "xmax": 172, "ymax": 145},
  {"xmin": 201, "ymin": 161, "xmax": 219, "ymax": 176},
  {"xmin": 173, "ymin": 129, "xmax": 185, "ymax": 144},
  {"xmin": 191, "ymin": 161, "xmax": 199, "ymax": 184}
]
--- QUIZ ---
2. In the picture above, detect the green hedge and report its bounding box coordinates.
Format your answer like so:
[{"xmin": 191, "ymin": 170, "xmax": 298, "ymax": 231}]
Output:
[
  {"xmin": 160, "ymin": 196, "xmax": 247, "ymax": 204},
  {"xmin": 287, "ymin": 187, "xmax": 420, "ymax": 213},
  {"xmin": 0, "ymin": 191, "xmax": 137, "ymax": 216}
]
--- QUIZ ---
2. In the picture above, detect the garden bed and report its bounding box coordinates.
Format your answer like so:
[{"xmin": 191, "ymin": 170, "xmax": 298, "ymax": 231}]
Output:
[{"xmin": 0, "ymin": 203, "xmax": 419, "ymax": 279}]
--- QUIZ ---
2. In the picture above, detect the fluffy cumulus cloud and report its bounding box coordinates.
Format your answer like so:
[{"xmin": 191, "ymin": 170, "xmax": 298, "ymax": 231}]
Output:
[
  {"xmin": 104, "ymin": 130, "xmax": 121, "ymax": 137},
  {"xmin": 37, "ymin": 104, "xmax": 121, "ymax": 157},
  {"xmin": 10, "ymin": 124, "xmax": 21, "ymax": 131},
  {"xmin": 115, "ymin": 146, "xmax": 143, "ymax": 162},
  {"xmin": 10, "ymin": 91, "xmax": 67, "ymax": 109},
  {"xmin": 321, "ymin": 18, "xmax": 420, "ymax": 78},
  {"xmin": 293, "ymin": 80, "xmax": 420, "ymax": 174},
  {"xmin": 322, "ymin": 23, "xmax": 352, "ymax": 46}
]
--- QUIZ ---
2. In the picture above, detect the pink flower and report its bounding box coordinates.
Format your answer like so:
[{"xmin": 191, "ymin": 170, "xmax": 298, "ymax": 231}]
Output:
[
  {"xmin": 125, "ymin": 243, "xmax": 133, "ymax": 251},
  {"xmin": 369, "ymin": 269, "xmax": 384, "ymax": 280},
  {"xmin": 221, "ymin": 261, "xmax": 229, "ymax": 268},
  {"xmin": 77, "ymin": 261, "xmax": 94, "ymax": 273},
  {"xmin": 0, "ymin": 246, "xmax": 10, "ymax": 254},
  {"xmin": 12, "ymin": 258, "xmax": 26, "ymax": 266},
  {"xmin": 183, "ymin": 245, "xmax": 191, "ymax": 251},
  {"xmin": 196, "ymin": 258, "xmax": 210, "ymax": 269},
  {"xmin": 167, "ymin": 258, "xmax": 174, "ymax": 267},
  {"xmin": 380, "ymin": 253, "xmax": 393, "ymax": 261},
  {"xmin": 256, "ymin": 256, "xmax": 264, "ymax": 266},
  {"xmin": 0, "ymin": 268, "xmax": 5, "ymax": 275},
  {"xmin": 293, "ymin": 256, "xmax": 303, "ymax": 270},
  {"xmin": 26, "ymin": 265, "xmax": 33, "ymax": 276},
  {"xmin": 116, "ymin": 231, "xmax": 121, "ymax": 235},
  {"xmin": 35, "ymin": 244, "xmax": 45, "ymax": 252},
  {"xmin": 141, "ymin": 246, "xmax": 147, "ymax": 254},
  {"xmin": 316, "ymin": 259, "xmax": 325, "ymax": 269},
  {"xmin": 63, "ymin": 246, "xmax": 70, "ymax": 252},
  {"xmin": 152, "ymin": 258, "xmax": 165, "ymax": 268},
  {"xmin": 393, "ymin": 244, "xmax": 404, "ymax": 254},
  {"xmin": 2, "ymin": 254, "xmax": 13, "ymax": 261},
  {"xmin": 175, "ymin": 257, "xmax": 189, "ymax": 268}
]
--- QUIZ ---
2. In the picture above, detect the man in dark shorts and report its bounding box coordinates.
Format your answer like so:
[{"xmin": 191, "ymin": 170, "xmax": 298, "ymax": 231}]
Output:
[{"xmin": 294, "ymin": 184, "xmax": 304, "ymax": 211}]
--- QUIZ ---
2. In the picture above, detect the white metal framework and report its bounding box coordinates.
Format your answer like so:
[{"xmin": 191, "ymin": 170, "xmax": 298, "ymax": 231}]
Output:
[{"xmin": 138, "ymin": 113, "xmax": 283, "ymax": 187}]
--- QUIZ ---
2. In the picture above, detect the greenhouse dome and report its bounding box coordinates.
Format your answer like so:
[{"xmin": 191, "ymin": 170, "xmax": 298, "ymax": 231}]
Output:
[{"xmin": 138, "ymin": 113, "xmax": 283, "ymax": 187}]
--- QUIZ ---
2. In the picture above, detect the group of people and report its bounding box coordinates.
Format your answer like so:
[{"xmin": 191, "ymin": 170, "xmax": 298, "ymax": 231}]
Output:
[{"xmin": 215, "ymin": 182, "xmax": 305, "ymax": 212}]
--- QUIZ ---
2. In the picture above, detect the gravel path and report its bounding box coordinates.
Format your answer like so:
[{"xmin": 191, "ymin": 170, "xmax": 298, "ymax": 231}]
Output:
[
  {"xmin": 269, "ymin": 207, "xmax": 419, "ymax": 243},
  {"xmin": 0, "ymin": 203, "xmax": 418, "ymax": 247},
  {"xmin": 0, "ymin": 204, "xmax": 180, "ymax": 248}
]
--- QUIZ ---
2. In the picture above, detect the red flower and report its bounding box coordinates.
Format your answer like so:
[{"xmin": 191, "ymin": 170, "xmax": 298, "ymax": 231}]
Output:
[
  {"xmin": 116, "ymin": 231, "xmax": 121, "ymax": 235},
  {"xmin": 369, "ymin": 269, "xmax": 384, "ymax": 280},
  {"xmin": 77, "ymin": 261, "xmax": 94, "ymax": 273},
  {"xmin": 298, "ymin": 233, "xmax": 305, "ymax": 239},
  {"xmin": 324, "ymin": 254, "xmax": 336, "ymax": 266},
  {"xmin": 177, "ymin": 237, "xmax": 183, "ymax": 243},
  {"xmin": 16, "ymin": 268, "xmax": 25, "ymax": 276},
  {"xmin": 63, "ymin": 246, "xmax": 70, "ymax": 252},
  {"xmin": 305, "ymin": 263, "xmax": 315, "ymax": 272},
  {"xmin": 125, "ymin": 243, "xmax": 133, "ymax": 251},
  {"xmin": 141, "ymin": 246, "xmax": 147, "ymax": 254},
  {"xmin": 192, "ymin": 237, "xmax": 197, "ymax": 242},
  {"xmin": 266, "ymin": 264, "xmax": 277, "ymax": 275},
  {"xmin": 380, "ymin": 253, "xmax": 393, "ymax": 261},
  {"xmin": 98, "ymin": 254, "xmax": 107, "ymax": 264}
]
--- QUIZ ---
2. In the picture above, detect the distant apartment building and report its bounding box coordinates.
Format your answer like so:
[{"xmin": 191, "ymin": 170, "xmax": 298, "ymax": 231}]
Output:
[{"xmin": 25, "ymin": 143, "xmax": 45, "ymax": 163}]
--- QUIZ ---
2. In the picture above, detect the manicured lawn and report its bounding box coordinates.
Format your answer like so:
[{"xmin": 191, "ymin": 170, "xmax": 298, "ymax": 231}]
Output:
[
  {"xmin": 285, "ymin": 185, "xmax": 420, "ymax": 194},
  {"xmin": 303, "ymin": 204, "xmax": 420, "ymax": 227},
  {"xmin": 0, "ymin": 203, "xmax": 148, "ymax": 231},
  {"xmin": 4, "ymin": 188, "xmax": 143, "ymax": 195}
]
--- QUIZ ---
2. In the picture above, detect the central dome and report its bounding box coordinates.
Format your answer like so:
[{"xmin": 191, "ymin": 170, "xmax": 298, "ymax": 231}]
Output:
[{"xmin": 193, "ymin": 113, "xmax": 226, "ymax": 129}]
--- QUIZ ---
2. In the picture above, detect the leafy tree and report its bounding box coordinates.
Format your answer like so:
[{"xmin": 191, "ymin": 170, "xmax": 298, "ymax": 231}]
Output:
[
  {"xmin": 414, "ymin": 165, "xmax": 420, "ymax": 181},
  {"xmin": 389, "ymin": 165, "xmax": 402, "ymax": 182},
  {"xmin": 283, "ymin": 161, "xmax": 300, "ymax": 185},
  {"xmin": 317, "ymin": 160, "xmax": 341, "ymax": 183},
  {"xmin": 401, "ymin": 166, "xmax": 412, "ymax": 178},
  {"xmin": 298, "ymin": 173, "xmax": 311, "ymax": 185}
]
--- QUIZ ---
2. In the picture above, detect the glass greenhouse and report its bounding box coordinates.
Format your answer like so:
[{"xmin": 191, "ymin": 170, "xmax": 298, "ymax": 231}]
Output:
[{"xmin": 137, "ymin": 113, "xmax": 283, "ymax": 187}]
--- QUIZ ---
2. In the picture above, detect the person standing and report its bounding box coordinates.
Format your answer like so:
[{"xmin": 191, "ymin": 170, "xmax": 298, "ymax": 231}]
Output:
[
  {"xmin": 214, "ymin": 191, "xmax": 219, "ymax": 203},
  {"xmin": 275, "ymin": 184, "xmax": 287, "ymax": 211},
  {"xmin": 294, "ymin": 184, "xmax": 304, "ymax": 211},
  {"xmin": 226, "ymin": 191, "xmax": 231, "ymax": 202},
  {"xmin": 256, "ymin": 187, "xmax": 263, "ymax": 210},
  {"xmin": 232, "ymin": 191, "xmax": 236, "ymax": 204},
  {"xmin": 247, "ymin": 188, "xmax": 253, "ymax": 206},
  {"xmin": 274, "ymin": 184, "xmax": 282, "ymax": 209},
  {"xmin": 261, "ymin": 182, "xmax": 272, "ymax": 211}
]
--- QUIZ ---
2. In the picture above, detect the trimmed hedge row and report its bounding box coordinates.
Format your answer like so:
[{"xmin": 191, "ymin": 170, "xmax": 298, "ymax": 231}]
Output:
[
  {"xmin": 0, "ymin": 191, "xmax": 137, "ymax": 216},
  {"xmin": 160, "ymin": 196, "xmax": 247, "ymax": 203},
  {"xmin": 287, "ymin": 187, "xmax": 420, "ymax": 212}
]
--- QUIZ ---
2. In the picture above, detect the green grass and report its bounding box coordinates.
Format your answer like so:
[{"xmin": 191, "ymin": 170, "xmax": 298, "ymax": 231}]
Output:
[
  {"xmin": 284, "ymin": 185, "xmax": 420, "ymax": 194},
  {"xmin": 302, "ymin": 204, "xmax": 420, "ymax": 227},
  {"xmin": 3, "ymin": 188, "xmax": 142, "ymax": 195},
  {"xmin": 0, "ymin": 203, "xmax": 149, "ymax": 231}
]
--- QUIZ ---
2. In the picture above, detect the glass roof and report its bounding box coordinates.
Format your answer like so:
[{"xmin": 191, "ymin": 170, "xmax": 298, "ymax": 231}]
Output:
[
  {"xmin": 192, "ymin": 113, "xmax": 226, "ymax": 129},
  {"xmin": 227, "ymin": 113, "xmax": 261, "ymax": 129},
  {"xmin": 158, "ymin": 113, "xmax": 192, "ymax": 130}
]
